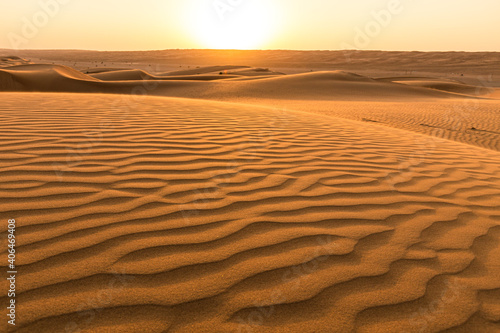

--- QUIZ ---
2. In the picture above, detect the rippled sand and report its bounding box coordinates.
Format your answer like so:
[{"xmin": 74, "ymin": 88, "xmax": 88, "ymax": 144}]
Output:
[{"xmin": 0, "ymin": 92, "xmax": 499, "ymax": 332}]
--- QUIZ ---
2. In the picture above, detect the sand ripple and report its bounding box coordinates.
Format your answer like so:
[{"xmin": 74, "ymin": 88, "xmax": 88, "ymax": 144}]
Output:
[{"xmin": 0, "ymin": 93, "xmax": 499, "ymax": 332}]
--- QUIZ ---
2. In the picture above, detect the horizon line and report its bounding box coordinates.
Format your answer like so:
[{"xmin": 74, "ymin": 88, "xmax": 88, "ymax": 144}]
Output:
[{"xmin": 2, "ymin": 48, "xmax": 500, "ymax": 54}]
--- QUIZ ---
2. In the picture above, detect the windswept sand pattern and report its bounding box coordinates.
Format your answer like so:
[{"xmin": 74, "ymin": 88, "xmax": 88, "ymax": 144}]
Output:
[
  {"xmin": 1, "ymin": 93, "xmax": 500, "ymax": 332},
  {"xmin": 2, "ymin": 64, "xmax": 499, "ymax": 154},
  {"xmin": 241, "ymin": 99, "xmax": 500, "ymax": 153},
  {"xmin": 328, "ymin": 100, "xmax": 500, "ymax": 152}
]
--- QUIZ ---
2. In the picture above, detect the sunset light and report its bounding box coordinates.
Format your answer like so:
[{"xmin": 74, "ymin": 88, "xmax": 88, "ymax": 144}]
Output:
[
  {"xmin": 1, "ymin": 1, "xmax": 500, "ymax": 332},
  {"xmin": 187, "ymin": 0, "xmax": 280, "ymax": 49}
]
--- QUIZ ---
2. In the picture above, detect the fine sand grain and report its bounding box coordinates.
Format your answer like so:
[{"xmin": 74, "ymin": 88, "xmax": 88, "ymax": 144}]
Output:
[
  {"xmin": 1, "ymin": 50, "xmax": 500, "ymax": 332},
  {"xmin": 0, "ymin": 92, "xmax": 499, "ymax": 332}
]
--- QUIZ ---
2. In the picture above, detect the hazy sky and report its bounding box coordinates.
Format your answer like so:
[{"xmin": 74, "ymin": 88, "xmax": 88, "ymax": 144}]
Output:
[{"xmin": 1, "ymin": 0, "xmax": 499, "ymax": 51}]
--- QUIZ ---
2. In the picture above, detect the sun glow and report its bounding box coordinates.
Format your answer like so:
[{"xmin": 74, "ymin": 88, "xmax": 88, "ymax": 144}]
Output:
[{"xmin": 187, "ymin": 0, "xmax": 279, "ymax": 49}]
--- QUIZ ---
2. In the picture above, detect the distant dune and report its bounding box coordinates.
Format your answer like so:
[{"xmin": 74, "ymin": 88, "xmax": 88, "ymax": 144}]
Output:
[
  {"xmin": 385, "ymin": 77, "xmax": 495, "ymax": 95},
  {"xmin": 1, "ymin": 61, "xmax": 498, "ymax": 153},
  {"xmin": 0, "ymin": 64, "xmax": 487, "ymax": 99},
  {"xmin": 1, "ymin": 51, "xmax": 499, "ymax": 333},
  {"xmin": 0, "ymin": 55, "xmax": 32, "ymax": 68},
  {"xmin": 3, "ymin": 49, "xmax": 499, "ymax": 76}
]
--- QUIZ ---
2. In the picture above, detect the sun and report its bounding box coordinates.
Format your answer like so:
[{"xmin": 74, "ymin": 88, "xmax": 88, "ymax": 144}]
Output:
[{"xmin": 186, "ymin": 0, "xmax": 279, "ymax": 49}]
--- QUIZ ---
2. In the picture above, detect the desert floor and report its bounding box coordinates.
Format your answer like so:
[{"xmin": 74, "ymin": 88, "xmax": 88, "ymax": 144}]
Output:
[{"xmin": 1, "ymin": 50, "xmax": 500, "ymax": 332}]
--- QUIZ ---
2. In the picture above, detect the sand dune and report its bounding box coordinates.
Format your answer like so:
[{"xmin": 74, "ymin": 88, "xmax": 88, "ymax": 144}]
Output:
[
  {"xmin": 84, "ymin": 67, "xmax": 131, "ymax": 74},
  {"xmin": 0, "ymin": 64, "xmax": 476, "ymax": 100},
  {"xmin": 0, "ymin": 93, "xmax": 499, "ymax": 332},
  {"xmin": 2, "ymin": 63, "xmax": 499, "ymax": 154},
  {"xmin": 0, "ymin": 64, "xmax": 188, "ymax": 94},
  {"xmin": 203, "ymin": 71, "xmax": 469, "ymax": 100},
  {"xmin": 0, "ymin": 55, "xmax": 33, "ymax": 68},
  {"xmin": 10, "ymin": 49, "xmax": 500, "ymax": 78},
  {"xmin": 487, "ymin": 88, "xmax": 500, "ymax": 99},
  {"xmin": 1, "ymin": 51, "xmax": 500, "ymax": 332},
  {"xmin": 89, "ymin": 66, "xmax": 284, "ymax": 81},
  {"xmin": 90, "ymin": 69, "xmax": 243, "ymax": 81},
  {"xmin": 89, "ymin": 69, "xmax": 164, "ymax": 81},
  {"xmin": 0, "ymin": 64, "xmax": 286, "ymax": 94},
  {"xmin": 0, "ymin": 64, "xmax": 102, "ymax": 92},
  {"xmin": 231, "ymin": 98, "xmax": 500, "ymax": 153},
  {"xmin": 225, "ymin": 67, "xmax": 285, "ymax": 76},
  {"xmin": 384, "ymin": 78, "xmax": 494, "ymax": 96},
  {"xmin": 162, "ymin": 65, "xmax": 251, "ymax": 76}
]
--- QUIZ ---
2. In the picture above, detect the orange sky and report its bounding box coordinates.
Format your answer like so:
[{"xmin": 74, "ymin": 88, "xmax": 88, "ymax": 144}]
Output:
[{"xmin": 1, "ymin": 0, "xmax": 499, "ymax": 51}]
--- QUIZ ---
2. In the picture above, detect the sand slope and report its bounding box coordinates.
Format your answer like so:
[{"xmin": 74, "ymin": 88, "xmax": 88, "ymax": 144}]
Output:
[
  {"xmin": 0, "ymin": 56, "xmax": 32, "ymax": 68},
  {"xmin": 89, "ymin": 69, "xmax": 242, "ymax": 81},
  {"xmin": 8, "ymin": 49, "xmax": 500, "ymax": 78},
  {"xmin": 1, "ymin": 93, "xmax": 499, "ymax": 332},
  {"xmin": 0, "ymin": 64, "xmax": 202, "ymax": 94},
  {"xmin": 162, "ymin": 65, "xmax": 251, "ymax": 76},
  {"xmin": 0, "ymin": 64, "xmax": 475, "ymax": 100},
  {"xmin": 199, "ymin": 71, "xmax": 468, "ymax": 101},
  {"xmin": 2, "ymin": 63, "xmax": 499, "ymax": 154},
  {"xmin": 383, "ymin": 77, "xmax": 494, "ymax": 96},
  {"xmin": 232, "ymin": 98, "xmax": 500, "ymax": 153}
]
